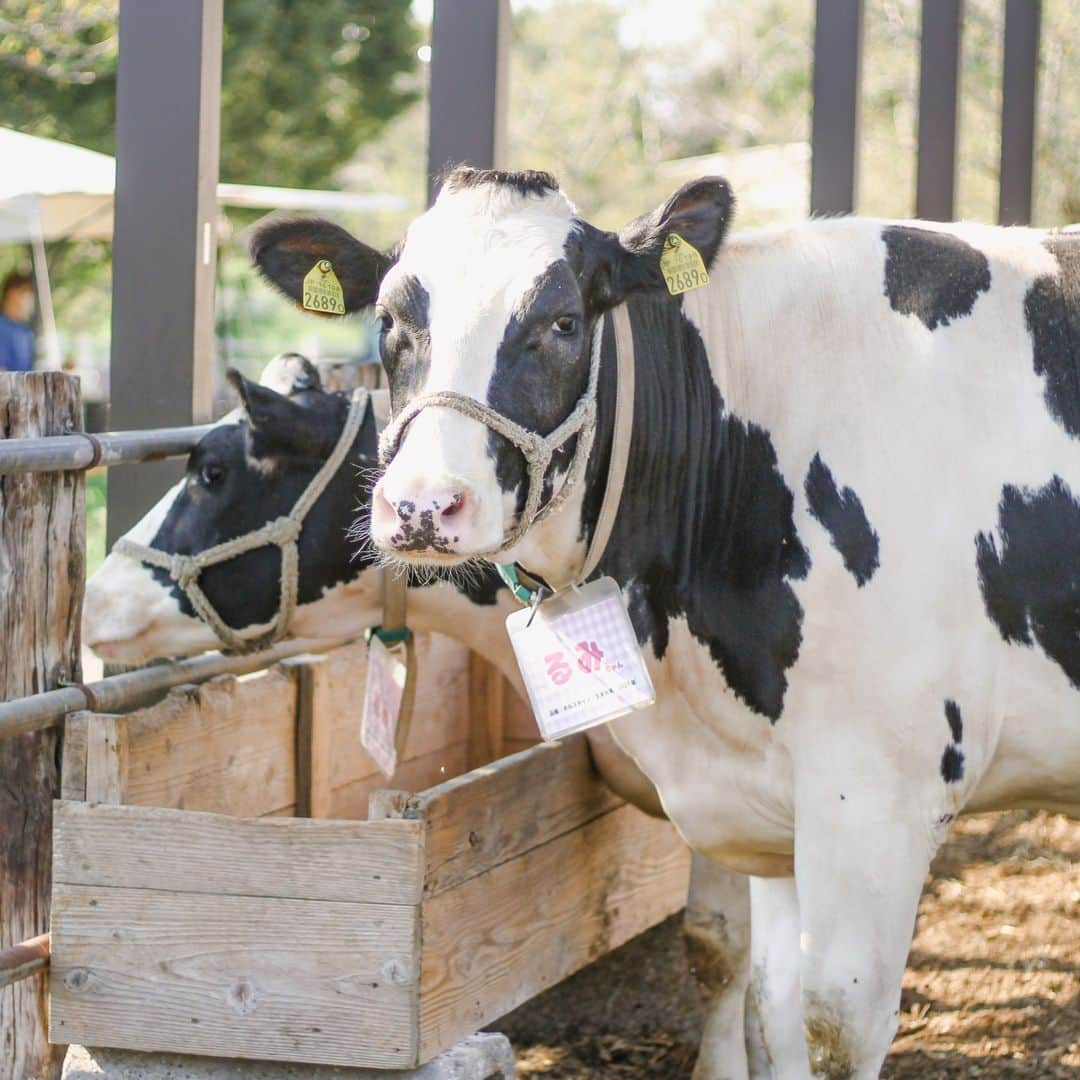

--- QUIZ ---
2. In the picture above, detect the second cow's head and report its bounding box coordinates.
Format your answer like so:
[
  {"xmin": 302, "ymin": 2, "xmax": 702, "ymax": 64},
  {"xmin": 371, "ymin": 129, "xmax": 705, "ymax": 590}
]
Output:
[{"xmin": 254, "ymin": 168, "xmax": 732, "ymax": 566}]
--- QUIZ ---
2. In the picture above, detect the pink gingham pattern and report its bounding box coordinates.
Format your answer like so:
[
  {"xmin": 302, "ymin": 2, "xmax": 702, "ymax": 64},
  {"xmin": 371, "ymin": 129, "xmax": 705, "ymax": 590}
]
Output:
[{"xmin": 512, "ymin": 592, "xmax": 654, "ymax": 739}]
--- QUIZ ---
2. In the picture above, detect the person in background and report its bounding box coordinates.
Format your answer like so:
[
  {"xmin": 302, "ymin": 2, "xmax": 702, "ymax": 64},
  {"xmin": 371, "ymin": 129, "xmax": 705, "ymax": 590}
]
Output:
[{"xmin": 0, "ymin": 270, "xmax": 36, "ymax": 372}]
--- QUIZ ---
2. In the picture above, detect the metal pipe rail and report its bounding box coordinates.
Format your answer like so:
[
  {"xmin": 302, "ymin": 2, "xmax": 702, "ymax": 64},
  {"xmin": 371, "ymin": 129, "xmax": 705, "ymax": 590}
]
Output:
[
  {"xmin": 0, "ymin": 423, "xmax": 215, "ymax": 475},
  {"xmin": 0, "ymin": 635, "xmax": 349, "ymax": 741},
  {"xmin": 0, "ymin": 934, "xmax": 49, "ymax": 990}
]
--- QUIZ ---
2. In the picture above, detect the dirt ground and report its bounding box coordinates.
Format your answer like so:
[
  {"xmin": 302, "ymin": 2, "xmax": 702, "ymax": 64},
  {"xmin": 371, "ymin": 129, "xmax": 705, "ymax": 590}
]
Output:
[{"xmin": 496, "ymin": 810, "xmax": 1080, "ymax": 1078}]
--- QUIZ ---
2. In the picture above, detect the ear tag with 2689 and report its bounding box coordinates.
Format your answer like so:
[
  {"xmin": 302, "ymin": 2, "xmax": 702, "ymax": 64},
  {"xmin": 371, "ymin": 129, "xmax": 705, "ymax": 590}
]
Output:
[
  {"xmin": 302, "ymin": 259, "xmax": 346, "ymax": 315},
  {"xmin": 660, "ymin": 233, "xmax": 709, "ymax": 296},
  {"xmin": 506, "ymin": 576, "xmax": 656, "ymax": 741}
]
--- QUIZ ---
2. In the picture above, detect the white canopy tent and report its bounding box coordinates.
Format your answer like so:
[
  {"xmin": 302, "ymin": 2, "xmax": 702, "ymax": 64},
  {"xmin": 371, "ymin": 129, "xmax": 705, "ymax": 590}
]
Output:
[{"xmin": 0, "ymin": 126, "xmax": 406, "ymax": 366}]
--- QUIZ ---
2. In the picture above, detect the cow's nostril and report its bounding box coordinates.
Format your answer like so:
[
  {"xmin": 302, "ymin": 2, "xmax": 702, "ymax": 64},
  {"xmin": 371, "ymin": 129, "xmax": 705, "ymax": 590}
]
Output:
[{"xmin": 441, "ymin": 492, "xmax": 466, "ymax": 519}]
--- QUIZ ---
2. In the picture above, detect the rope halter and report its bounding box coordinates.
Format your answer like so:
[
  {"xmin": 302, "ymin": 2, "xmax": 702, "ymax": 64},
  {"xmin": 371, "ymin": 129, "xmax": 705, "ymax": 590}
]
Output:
[
  {"xmin": 114, "ymin": 388, "xmax": 370, "ymax": 654},
  {"xmin": 377, "ymin": 318, "xmax": 605, "ymax": 559}
]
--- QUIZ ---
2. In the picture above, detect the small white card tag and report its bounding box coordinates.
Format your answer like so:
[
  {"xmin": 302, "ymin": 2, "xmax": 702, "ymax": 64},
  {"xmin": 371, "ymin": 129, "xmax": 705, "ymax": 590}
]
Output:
[
  {"xmin": 362, "ymin": 635, "xmax": 407, "ymax": 777},
  {"xmin": 506, "ymin": 576, "xmax": 656, "ymax": 741}
]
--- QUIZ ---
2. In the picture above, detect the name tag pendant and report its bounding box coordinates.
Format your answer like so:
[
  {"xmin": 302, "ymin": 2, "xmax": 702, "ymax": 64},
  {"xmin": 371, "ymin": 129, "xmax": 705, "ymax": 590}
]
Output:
[{"xmin": 506, "ymin": 576, "xmax": 656, "ymax": 741}]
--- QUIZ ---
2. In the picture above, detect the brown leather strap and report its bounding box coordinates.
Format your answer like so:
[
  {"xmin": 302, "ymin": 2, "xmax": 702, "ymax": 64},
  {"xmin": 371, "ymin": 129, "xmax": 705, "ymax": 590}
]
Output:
[{"xmin": 579, "ymin": 303, "xmax": 635, "ymax": 582}]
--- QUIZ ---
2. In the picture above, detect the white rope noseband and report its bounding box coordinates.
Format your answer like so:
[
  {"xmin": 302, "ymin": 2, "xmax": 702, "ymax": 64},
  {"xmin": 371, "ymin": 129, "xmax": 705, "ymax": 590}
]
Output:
[
  {"xmin": 378, "ymin": 318, "xmax": 605, "ymax": 558},
  {"xmin": 115, "ymin": 388, "xmax": 369, "ymax": 654}
]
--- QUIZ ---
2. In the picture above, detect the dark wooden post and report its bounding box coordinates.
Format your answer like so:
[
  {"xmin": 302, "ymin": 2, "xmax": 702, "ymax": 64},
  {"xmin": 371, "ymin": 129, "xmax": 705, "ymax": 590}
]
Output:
[
  {"xmin": 810, "ymin": 0, "xmax": 865, "ymax": 215},
  {"xmin": 107, "ymin": 0, "xmax": 222, "ymax": 546},
  {"xmin": 0, "ymin": 373, "xmax": 85, "ymax": 1080},
  {"xmin": 916, "ymin": 0, "xmax": 964, "ymax": 221},
  {"xmin": 426, "ymin": 0, "xmax": 510, "ymax": 203},
  {"xmin": 999, "ymin": 0, "xmax": 1042, "ymax": 225}
]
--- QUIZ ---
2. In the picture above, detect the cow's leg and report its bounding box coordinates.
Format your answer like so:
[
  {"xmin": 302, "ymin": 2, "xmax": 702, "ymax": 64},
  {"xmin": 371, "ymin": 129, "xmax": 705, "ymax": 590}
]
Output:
[
  {"xmin": 794, "ymin": 816, "xmax": 934, "ymax": 1079},
  {"xmin": 683, "ymin": 853, "xmax": 753, "ymax": 1080},
  {"xmin": 749, "ymin": 875, "xmax": 808, "ymax": 1079}
]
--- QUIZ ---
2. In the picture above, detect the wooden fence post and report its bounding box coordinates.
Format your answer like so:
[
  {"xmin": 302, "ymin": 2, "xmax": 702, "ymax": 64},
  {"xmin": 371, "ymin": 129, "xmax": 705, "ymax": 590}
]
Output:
[{"xmin": 0, "ymin": 372, "xmax": 85, "ymax": 1080}]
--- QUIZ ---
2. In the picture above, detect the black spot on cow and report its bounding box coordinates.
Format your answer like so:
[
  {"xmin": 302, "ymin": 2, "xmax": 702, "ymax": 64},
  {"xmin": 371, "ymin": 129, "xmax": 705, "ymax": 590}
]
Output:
[
  {"xmin": 944, "ymin": 699, "xmax": 963, "ymax": 744},
  {"xmin": 882, "ymin": 226, "xmax": 991, "ymax": 331},
  {"xmin": 804, "ymin": 455, "xmax": 880, "ymax": 587},
  {"xmin": 975, "ymin": 475, "xmax": 1080, "ymax": 690},
  {"xmin": 940, "ymin": 744, "xmax": 965, "ymax": 784},
  {"xmin": 1023, "ymin": 234, "xmax": 1080, "ymax": 440},
  {"xmin": 940, "ymin": 700, "xmax": 965, "ymax": 784},
  {"xmin": 588, "ymin": 297, "xmax": 810, "ymax": 723}
]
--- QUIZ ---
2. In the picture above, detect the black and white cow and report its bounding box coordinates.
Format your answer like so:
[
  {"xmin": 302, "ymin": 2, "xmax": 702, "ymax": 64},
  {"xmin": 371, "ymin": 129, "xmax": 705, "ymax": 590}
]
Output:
[{"xmin": 251, "ymin": 169, "xmax": 1080, "ymax": 1079}]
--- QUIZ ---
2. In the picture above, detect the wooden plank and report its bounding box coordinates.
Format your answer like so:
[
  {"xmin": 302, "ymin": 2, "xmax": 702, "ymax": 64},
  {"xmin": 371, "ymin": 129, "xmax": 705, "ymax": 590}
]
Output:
[
  {"xmin": 50, "ymin": 884, "xmax": 418, "ymax": 1069},
  {"xmin": 281, "ymin": 655, "xmax": 333, "ymax": 818},
  {"xmin": 418, "ymin": 804, "xmax": 690, "ymax": 1060},
  {"xmin": 60, "ymin": 713, "xmax": 89, "ymax": 802},
  {"xmin": 810, "ymin": 0, "xmax": 865, "ymax": 215},
  {"xmin": 53, "ymin": 801, "xmax": 424, "ymax": 906},
  {"xmin": 503, "ymin": 688, "xmax": 539, "ymax": 743},
  {"xmin": 120, "ymin": 669, "xmax": 297, "ymax": 817},
  {"xmin": 467, "ymin": 654, "xmax": 504, "ymax": 768},
  {"xmin": 327, "ymin": 637, "xmax": 472, "ymax": 794},
  {"xmin": 85, "ymin": 715, "xmax": 127, "ymax": 805},
  {"xmin": 0, "ymin": 371, "xmax": 84, "ymax": 1080},
  {"xmin": 999, "ymin": 0, "xmax": 1042, "ymax": 225},
  {"xmin": 408, "ymin": 736, "xmax": 624, "ymax": 897},
  {"xmin": 330, "ymin": 741, "xmax": 470, "ymax": 822},
  {"xmin": 916, "ymin": 0, "xmax": 963, "ymax": 221}
]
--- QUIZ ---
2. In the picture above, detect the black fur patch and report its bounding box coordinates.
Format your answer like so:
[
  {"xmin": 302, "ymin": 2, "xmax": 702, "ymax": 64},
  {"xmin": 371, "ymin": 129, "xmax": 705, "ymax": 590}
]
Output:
[
  {"xmin": 804, "ymin": 454, "xmax": 880, "ymax": 587},
  {"xmin": 442, "ymin": 166, "xmax": 559, "ymax": 198},
  {"xmin": 940, "ymin": 744, "xmax": 965, "ymax": 783},
  {"xmin": 379, "ymin": 276, "xmax": 432, "ymax": 415},
  {"xmin": 589, "ymin": 298, "xmax": 810, "ymax": 723},
  {"xmin": 940, "ymin": 700, "xmax": 965, "ymax": 784},
  {"xmin": 1023, "ymin": 234, "xmax": 1080, "ymax": 439},
  {"xmin": 944, "ymin": 699, "xmax": 963, "ymax": 743},
  {"xmin": 882, "ymin": 226, "xmax": 991, "ymax": 331},
  {"xmin": 975, "ymin": 475, "xmax": 1080, "ymax": 690}
]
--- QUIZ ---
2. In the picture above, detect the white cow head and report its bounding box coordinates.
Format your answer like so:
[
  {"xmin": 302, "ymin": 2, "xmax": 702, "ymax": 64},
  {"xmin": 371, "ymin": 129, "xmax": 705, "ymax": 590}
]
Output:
[{"xmin": 251, "ymin": 169, "xmax": 733, "ymax": 573}]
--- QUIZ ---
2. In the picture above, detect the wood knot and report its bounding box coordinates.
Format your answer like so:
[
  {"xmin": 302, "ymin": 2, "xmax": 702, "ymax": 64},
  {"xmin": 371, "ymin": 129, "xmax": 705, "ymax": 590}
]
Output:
[{"xmin": 226, "ymin": 977, "xmax": 259, "ymax": 1015}]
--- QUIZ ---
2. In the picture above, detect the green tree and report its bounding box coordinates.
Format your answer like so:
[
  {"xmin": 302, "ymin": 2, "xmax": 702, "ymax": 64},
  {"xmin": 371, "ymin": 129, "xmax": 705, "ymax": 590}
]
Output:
[{"xmin": 0, "ymin": 0, "xmax": 421, "ymax": 189}]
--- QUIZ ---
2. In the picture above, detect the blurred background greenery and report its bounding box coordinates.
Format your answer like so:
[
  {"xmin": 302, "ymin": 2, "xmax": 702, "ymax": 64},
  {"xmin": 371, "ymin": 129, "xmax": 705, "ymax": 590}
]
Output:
[{"xmin": 1, "ymin": 0, "xmax": 1077, "ymax": 571}]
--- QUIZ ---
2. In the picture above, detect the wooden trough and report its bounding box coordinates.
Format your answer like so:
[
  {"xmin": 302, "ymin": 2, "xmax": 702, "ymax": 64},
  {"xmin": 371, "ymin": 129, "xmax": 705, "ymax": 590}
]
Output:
[{"xmin": 49, "ymin": 635, "xmax": 690, "ymax": 1069}]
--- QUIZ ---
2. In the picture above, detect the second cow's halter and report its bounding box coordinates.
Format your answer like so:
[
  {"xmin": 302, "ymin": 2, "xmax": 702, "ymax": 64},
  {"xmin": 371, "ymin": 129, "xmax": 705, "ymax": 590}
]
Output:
[{"xmin": 115, "ymin": 388, "xmax": 369, "ymax": 654}]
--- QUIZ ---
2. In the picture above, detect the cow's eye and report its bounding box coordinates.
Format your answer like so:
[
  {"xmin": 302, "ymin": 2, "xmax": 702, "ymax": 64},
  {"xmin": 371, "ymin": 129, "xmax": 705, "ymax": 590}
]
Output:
[
  {"xmin": 552, "ymin": 315, "xmax": 578, "ymax": 337},
  {"xmin": 199, "ymin": 463, "xmax": 224, "ymax": 488},
  {"xmin": 377, "ymin": 309, "xmax": 394, "ymax": 335}
]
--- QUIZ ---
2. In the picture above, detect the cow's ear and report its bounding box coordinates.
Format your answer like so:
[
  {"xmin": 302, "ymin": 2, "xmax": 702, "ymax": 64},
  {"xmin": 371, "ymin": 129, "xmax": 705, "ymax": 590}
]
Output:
[
  {"xmin": 227, "ymin": 368, "xmax": 330, "ymax": 460},
  {"xmin": 250, "ymin": 218, "xmax": 391, "ymax": 315},
  {"xmin": 602, "ymin": 177, "xmax": 734, "ymax": 304}
]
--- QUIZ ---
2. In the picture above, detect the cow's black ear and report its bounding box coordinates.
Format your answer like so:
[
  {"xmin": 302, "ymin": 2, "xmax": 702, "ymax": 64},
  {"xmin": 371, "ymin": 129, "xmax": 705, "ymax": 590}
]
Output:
[
  {"xmin": 250, "ymin": 218, "xmax": 391, "ymax": 315},
  {"xmin": 227, "ymin": 368, "xmax": 330, "ymax": 460},
  {"xmin": 610, "ymin": 177, "xmax": 734, "ymax": 300}
]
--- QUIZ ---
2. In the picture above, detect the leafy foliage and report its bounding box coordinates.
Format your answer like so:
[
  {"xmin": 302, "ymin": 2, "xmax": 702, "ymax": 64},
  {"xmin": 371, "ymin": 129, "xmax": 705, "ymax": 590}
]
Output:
[{"xmin": 0, "ymin": 0, "xmax": 421, "ymax": 188}]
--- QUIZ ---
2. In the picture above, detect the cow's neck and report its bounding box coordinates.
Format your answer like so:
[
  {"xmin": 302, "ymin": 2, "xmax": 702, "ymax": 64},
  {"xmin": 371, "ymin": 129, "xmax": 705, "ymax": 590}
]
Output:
[{"xmin": 544, "ymin": 290, "xmax": 810, "ymax": 723}]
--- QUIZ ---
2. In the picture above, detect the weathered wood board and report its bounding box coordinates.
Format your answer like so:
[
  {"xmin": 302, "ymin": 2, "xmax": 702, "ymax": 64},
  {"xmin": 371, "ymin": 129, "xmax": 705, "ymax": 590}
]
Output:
[
  {"xmin": 60, "ymin": 634, "xmax": 486, "ymax": 822},
  {"xmin": 49, "ymin": 737, "xmax": 690, "ymax": 1068}
]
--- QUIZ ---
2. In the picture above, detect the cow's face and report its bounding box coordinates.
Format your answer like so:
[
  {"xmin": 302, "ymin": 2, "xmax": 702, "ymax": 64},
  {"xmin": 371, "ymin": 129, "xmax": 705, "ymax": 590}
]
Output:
[
  {"xmin": 83, "ymin": 365, "xmax": 381, "ymax": 665},
  {"xmin": 252, "ymin": 171, "xmax": 732, "ymax": 566}
]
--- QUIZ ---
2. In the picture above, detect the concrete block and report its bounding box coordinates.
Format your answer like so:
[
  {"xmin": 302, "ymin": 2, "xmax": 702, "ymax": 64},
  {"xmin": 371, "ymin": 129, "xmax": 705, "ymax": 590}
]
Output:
[{"xmin": 62, "ymin": 1035, "xmax": 516, "ymax": 1080}]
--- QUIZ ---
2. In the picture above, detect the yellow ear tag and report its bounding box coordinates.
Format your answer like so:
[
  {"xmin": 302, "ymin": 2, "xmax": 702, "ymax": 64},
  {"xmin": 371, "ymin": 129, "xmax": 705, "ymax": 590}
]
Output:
[
  {"xmin": 660, "ymin": 233, "xmax": 710, "ymax": 296},
  {"xmin": 302, "ymin": 259, "xmax": 346, "ymax": 315}
]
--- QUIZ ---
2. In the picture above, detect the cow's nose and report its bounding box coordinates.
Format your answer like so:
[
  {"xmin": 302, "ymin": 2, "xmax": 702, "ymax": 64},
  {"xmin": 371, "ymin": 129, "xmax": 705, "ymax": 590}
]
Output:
[
  {"xmin": 371, "ymin": 478, "xmax": 475, "ymax": 548},
  {"xmin": 392, "ymin": 489, "xmax": 467, "ymax": 526}
]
